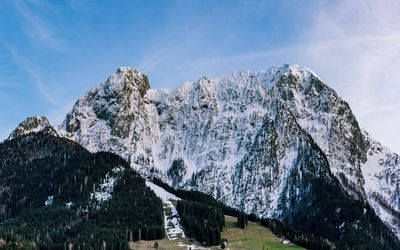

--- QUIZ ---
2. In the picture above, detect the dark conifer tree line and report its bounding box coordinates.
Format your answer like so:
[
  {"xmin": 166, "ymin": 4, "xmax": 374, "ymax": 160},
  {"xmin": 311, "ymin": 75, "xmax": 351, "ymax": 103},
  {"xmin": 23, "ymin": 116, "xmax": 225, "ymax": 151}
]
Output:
[
  {"xmin": 260, "ymin": 218, "xmax": 334, "ymax": 250},
  {"xmin": 176, "ymin": 200, "xmax": 224, "ymax": 246}
]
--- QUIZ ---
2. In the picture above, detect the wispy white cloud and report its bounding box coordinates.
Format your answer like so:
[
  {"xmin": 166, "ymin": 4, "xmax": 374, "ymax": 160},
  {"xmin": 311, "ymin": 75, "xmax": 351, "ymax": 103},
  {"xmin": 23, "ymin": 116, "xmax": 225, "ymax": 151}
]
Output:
[
  {"xmin": 2, "ymin": 40, "xmax": 57, "ymax": 105},
  {"xmin": 189, "ymin": 46, "xmax": 298, "ymax": 69},
  {"xmin": 11, "ymin": 0, "xmax": 65, "ymax": 50},
  {"xmin": 358, "ymin": 103, "xmax": 400, "ymax": 117},
  {"xmin": 138, "ymin": 50, "xmax": 174, "ymax": 72},
  {"xmin": 300, "ymin": 0, "xmax": 400, "ymax": 152}
]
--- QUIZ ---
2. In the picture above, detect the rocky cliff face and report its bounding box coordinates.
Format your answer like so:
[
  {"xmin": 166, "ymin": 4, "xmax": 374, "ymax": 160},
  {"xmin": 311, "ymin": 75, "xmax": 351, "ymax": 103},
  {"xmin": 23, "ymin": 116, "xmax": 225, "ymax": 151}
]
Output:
[{"xmin": 361, "ymin": 130, "xmax": 400, "ymax": 237}]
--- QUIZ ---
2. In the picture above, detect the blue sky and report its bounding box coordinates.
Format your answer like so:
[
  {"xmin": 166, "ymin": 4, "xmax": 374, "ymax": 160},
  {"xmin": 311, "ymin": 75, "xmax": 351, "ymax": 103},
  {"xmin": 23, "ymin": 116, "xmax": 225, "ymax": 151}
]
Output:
[{"xmin": 1, "ymin": 0, "xmax": 400, "ymax": 153}]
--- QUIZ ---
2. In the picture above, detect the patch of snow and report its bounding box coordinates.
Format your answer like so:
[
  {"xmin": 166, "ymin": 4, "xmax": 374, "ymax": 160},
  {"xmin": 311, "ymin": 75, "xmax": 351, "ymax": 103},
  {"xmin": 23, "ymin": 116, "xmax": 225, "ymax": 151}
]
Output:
[
  {"xmin": 66, "ymin": 201, "xmax": 73, "ymax": 209},
  {"xmin": 164, "ymin": 200, "xmax": 185, "ymax": 240},
  {"xmin": 45, "ymin": 195, "xmax": 54, "ymax": 206},
  {"xmin": 90, "ymin": 167, "xmax": 123, "ymax": 204},
  {"xmin": 146, "ymin": 181, "xmax": 185, "ymax": 240},
  {"xmin": 146, "ymin": 181, "xmax": 180, "ymax": 201}
]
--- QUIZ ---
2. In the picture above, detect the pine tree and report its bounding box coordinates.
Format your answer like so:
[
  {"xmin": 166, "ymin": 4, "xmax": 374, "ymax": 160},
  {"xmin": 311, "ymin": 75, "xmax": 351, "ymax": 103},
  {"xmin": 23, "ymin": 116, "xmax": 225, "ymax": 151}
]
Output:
[{"xmin": 237, "ymin": 212, "xmax": 248, "ymax": 229}]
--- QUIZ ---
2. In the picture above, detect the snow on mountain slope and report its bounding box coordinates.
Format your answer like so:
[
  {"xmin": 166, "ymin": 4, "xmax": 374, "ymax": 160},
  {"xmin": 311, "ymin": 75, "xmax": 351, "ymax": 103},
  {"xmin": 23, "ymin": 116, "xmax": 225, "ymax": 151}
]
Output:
[
  {"xmin": 57, "ymin": 67, "xmax": 159, "ymax": 173},
  {"xmin": 361, "ymin": 130, "xmax": 400, "ymax": 238},
  {"xmin": 53, "ymin": 64, "xmax": 399, "ymax": 240},
  {"xmin": 146, "ymin": 181, "xmax": 180, "ymax": 201},
  {"xmin": 146, "ymin": 181, "xmax": 185, "ymax": 240},
  {"xmin": 266, "ymin": 65, "xmax": 367, "ymax": 201},
  {"xmin": 90, "ymin": 167, "xmax": 123, "ymax": 205}
]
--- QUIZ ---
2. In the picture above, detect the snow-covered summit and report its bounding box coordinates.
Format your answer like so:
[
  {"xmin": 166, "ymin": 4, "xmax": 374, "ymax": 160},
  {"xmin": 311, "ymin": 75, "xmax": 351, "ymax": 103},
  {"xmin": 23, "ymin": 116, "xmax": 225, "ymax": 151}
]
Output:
[
  {"xmin": 257, "ymin": 64, "xmax": 321, "ymax": 90},
  {"xmin": 8, "ymin": 115, "xmax": 58, "ymax": 140},
  {"xmin": 57, "ymin": 67, "xmax": 150, "ymax": 146},
  {"xmin": 106, "ymin": 66, "xmax": 150, "ymax": 97}
]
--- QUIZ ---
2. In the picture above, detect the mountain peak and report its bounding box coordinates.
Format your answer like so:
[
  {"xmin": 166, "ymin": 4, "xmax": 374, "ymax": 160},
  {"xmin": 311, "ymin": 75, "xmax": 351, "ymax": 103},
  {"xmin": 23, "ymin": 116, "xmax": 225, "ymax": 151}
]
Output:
[
  {"xmin": 8, "ymin": 115, "xmax": 58, "ymax": 140},
  {"xmin": 108, "ymin": 67, "xmax": 150, "ymax": 97},
  {"xmin": 278, "ymin": 64, "xmax": 320, "ymax": 78},
  {"xmin": 255, "ymin": 64, "xmax": 321, "ymax": 90},
  {"xmin": 59, "ymin": 67, "xmax": 151, "ymax": 138},
  {"xmin": 116, "ymin": 66, "xmax": 139, "ymax": 74}
]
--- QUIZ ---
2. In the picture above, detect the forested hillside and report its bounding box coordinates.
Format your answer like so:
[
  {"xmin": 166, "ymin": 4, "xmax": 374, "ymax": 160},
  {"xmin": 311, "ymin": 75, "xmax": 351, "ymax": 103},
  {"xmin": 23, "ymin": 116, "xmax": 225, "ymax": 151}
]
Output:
[{"xmin": 0, "ymin": 132, "xmax": 164, "ymax": 249}]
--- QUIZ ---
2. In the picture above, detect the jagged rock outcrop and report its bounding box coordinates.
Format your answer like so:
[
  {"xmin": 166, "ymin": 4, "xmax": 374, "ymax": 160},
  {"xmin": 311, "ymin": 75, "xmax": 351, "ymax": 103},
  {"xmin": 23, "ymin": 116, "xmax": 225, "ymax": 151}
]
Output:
[
  {"xmin": 8, "ymin": 115, "xmax": 58, "ymax": 140},
  {"xmin": 55, "ymin": 65, "xmax": 400, "ymax": 243},
  {"xmin": 58, "ymin": 67, "xmax": 150, "ymax": 155}
]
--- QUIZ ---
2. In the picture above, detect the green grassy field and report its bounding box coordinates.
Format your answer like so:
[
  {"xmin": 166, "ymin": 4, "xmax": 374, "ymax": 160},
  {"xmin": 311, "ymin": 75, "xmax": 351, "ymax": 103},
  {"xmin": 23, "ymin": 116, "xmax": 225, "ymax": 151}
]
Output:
[
  {"xmin": 130, "ymin": 215, "xmax": 304, "ymax": 250},
  {"xmin": 220, "ymin": 216, "xmax": 304, "ymax": 250}
]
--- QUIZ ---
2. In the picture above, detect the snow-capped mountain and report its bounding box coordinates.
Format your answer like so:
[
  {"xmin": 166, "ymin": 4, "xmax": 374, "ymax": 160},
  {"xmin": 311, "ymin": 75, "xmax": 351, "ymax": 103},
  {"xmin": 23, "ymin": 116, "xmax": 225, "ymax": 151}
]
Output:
[
  {"xmin": 8, "ymin": 115, "xmax": 58, "ymax": 140},
  {"xmin": 11, "ymin": 65, "xmax": 400, "ymax": 244},
  {"xmin": 52, "ymin": 65, "xmax": 400, "ymax": 240}
]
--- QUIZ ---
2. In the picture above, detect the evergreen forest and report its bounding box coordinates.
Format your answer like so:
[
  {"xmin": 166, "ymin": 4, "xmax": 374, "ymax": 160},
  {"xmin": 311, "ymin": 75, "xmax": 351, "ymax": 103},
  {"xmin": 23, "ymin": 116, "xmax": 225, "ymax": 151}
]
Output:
[{"xmin": 0, "ymin": 132, "xmax": 164, "ymax": 249}]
